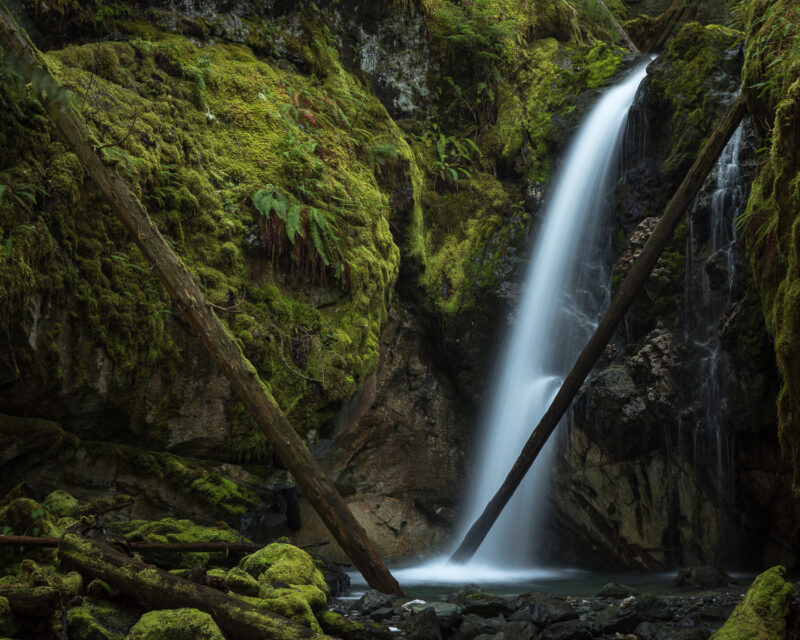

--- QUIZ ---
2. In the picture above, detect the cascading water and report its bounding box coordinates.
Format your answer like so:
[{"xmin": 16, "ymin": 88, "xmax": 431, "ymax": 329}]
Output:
[
  {"xmin": 459, "ymin": 60, "xmax": 650, "ymax": 569},
  {"xmin": 683, "ymin": 122, "xmax": 746, "ymax": 502},
  {"xmin": 365, "ymin": 61, "xmax": 651, "ymax": 587}
]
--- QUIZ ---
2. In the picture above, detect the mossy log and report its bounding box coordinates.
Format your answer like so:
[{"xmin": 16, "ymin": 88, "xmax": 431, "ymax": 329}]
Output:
[
  {"xmin": 0, "ymin": 585, "xmax": 59, "ymax": 617},
  {"xmin": 0, "ymin": 5, "xmax": 400, "ymax": 596},
  {"xmin": 0, "ymin": 535, "xmax": 266, "ymax": 553},
  {"xmin": 450, "ymin": 94, "xmax": 748, "ymax": 565},
  {"xmin": 58, "ymin": 534, "xmax": 328, "ymax": 640}
]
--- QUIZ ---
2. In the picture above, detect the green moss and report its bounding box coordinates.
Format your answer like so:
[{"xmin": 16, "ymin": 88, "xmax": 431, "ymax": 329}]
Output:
[
  {"xmin": 239, "ymin": 591, "xmax": 322, "ymax": 632},
  {"xmin": 239, "ymin": 542, "xmax": 328, "ymax": 596},
  {"xmin": 739, "ymin": 0, "xmax": 800, "ymax": 486},
  {"xmin": 0, "ymin": 596, "xmax": 19, "ymax": 638},
  {"xmin": 318, "ymin": 611, "xmax": 368, "ymax": 640},
  {"xmin": 0, "ymin": 498, "xmax": 60, "ymax": 567},
  {"xmin": 225, "ymin": 566, "xmax": 261, "ymax": 596},
  {"xmin": 43, "ymin": 490, "xmax": 79, "ymax": 518},
  {"xmin": 61, "ymin": 599, "xmax": 139, "ymax": 640},
  {"xmin": 126, "ymin": 608, "xmax": 226, "ymax": 640},
  {"xmin": 711, "ymin": 566, "xmax": 794, "ymax": 639}
]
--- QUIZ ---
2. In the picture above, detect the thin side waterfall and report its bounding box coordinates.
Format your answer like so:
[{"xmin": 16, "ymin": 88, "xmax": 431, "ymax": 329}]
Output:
[
  {"xmin": 684, "ymin": 123, "xmax": 745, "ymax": 503},
  {"xmin": 459, "ymin": 60, "xmax": 651, "ymax": 568}
]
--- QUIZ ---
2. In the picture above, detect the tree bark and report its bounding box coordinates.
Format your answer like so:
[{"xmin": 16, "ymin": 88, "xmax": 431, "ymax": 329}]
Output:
[
  {"xmin": 595, "ymin": 0, "xmax": 640, "ymax": 54},
  {"xmin": 449, "ymin": 95, "xmax": 747, "ymax": 565},
  {"xmin": 0, "ymin": 5, "xmax": 401, "ymax": 595},
  {"xmin": 0, "ymin": 536, "xmax": 262, "ymax": 552},
  {"xmin": 57, "ymin": 534, "xmax": 326, "ymax": 640}
]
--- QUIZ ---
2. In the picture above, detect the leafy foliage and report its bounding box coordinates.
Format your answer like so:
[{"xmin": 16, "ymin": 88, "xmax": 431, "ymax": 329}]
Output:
[{"xmin": 252, "ymin": 186, "xmax": 350, "ymax": 287}]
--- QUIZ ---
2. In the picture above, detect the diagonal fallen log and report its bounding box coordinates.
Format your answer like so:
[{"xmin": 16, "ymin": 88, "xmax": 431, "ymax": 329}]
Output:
[
  {"xmin": 0, "ymin": 5, "xmax": 401, "ymax": 595},
  {"xmin": 57, "ymin": 534, "xmax": 328, "ymax": 639},
  {"xmin": 596, "ymin": 0, "xmax": 641, "ymax": 54},
  {"xmin": 449, "ymin": 94, "xmax": 747, "ymax": 564},
  {"xmin": 0, "ymin": 585, "xmax": 59, "ymax": 618}
]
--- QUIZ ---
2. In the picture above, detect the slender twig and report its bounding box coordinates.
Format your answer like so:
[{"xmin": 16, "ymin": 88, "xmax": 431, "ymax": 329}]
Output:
[{"xmin": 94, "ymin": 108, "xmax": 138, "ymax": 152}]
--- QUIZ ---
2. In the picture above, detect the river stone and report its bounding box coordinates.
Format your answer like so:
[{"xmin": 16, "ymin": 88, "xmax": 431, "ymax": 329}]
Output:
[
  {"xmin": 400, "ymin": 607, "xmax": 442, "ymax": 640},
  {"xmin": 494, "ymin": 620, "xmax": 540, "ymax": 640},
  {"xmin": 513, "ymin": 592, "xmax": 578, "ymax": 627},
  {"xmin": 449, "ymin": 585, "xmax": 513, "ymax": 617},
  {"xmin": 368, "ymin": 606, "xmax": 394, "ymax": 622},
  {"xmin": 674, "ymin": 567, "xmax": 736, "ymax": 588},
  {"xmin": 539, "ymin": 619, "xmax": 592, "ymax": 640},
  {"xmin": 406, "ymin": 602, "xmax": 463, "ymax": 628},
  {"xmin": 355, "ymin": 589, "xmax": 394, "ymax": 615},
  {"xmin": 459, "ymin": 614, "xmax": 506, "ymax": 640},
  {"xmin": 596, "ymin": 582, "xmax": 640, "ymax": 598}
]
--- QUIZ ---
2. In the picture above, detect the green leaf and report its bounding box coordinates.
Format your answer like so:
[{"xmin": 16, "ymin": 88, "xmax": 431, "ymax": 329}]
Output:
[
  {"xmin": 0, "ymin": 184, "xmax": 7, "ymax": 203},
  {"xmin": 5, "ymin": 237, "xmax": 13, "ymax": 259},
  {"xmin": 30, "ymin": 509, "xmax": 44, "ymax": 520},
  {"xmin": 285, "ymin": 202, "xmax": 303, "ymax": 243}
]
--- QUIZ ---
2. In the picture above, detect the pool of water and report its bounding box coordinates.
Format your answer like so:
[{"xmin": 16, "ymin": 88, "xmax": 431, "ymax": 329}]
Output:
[{"xmin": 344, "ymin": 559, "xmax": 753, "ymax": 601}]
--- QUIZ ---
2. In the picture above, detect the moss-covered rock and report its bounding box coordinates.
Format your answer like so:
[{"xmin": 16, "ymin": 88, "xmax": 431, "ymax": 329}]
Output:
[
  {"xmin": 239, "ymin": 542, "xmax": 328, "ymax": 601},
  {"xmin": 225, "ymin": 566, "xmax": 261, "ymax": 597},
  {"xmin": 62, "ymin": 599, "xmax": 140, "ymax": 640},
  {"xmin": 710, "ymin": 566, "xmax": 795, "ymax": 639},
  {"xmin": 0, "ymin": 597, "xmax": 19, "ymax": 638},
  {"xmin": 318, "ymin": 611, "xmax": 369, "ymax": 640},
  {"xmin": 43, "ymin": 489, "xmax": 79, "ymax": 518},
  {"xmin": 0, "ymin": 498, "xmax": 60, "ymax": 567},
  {"xmin": 125, "ymin": 608, "xmax": 225, "ymax": 640}
]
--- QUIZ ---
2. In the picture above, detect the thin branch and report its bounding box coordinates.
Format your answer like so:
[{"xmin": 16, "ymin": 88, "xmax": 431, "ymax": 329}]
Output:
[{"xmin": 94, "ymin": 108, "xmax": 138, "ymax": 152}]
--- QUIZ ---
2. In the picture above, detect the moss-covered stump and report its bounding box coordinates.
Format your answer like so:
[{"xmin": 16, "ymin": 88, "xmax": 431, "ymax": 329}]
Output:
[
  {"xmin": 0, "ymin": 498, "xmax": 61, "ymax": 567},
  {"xmin": 711, "ymin": 566, "xmax": 795, "ymax": 639},
  {"xmin": 126, "ymin": 608, "xmax": 226, "ymax": 640}
]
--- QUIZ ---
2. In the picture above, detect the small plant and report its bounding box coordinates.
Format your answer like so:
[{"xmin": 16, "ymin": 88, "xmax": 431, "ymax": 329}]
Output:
[
  {"xmin": 0, "ymin": 183, "xmax": 38, "ymax": 212},
  {"xmin": 416, "ymin": 124, "xmax": 479, "ymax": 190},
  {"xmin": 252, "ymin": 186, "xmax": 350, "ymax": 287}
]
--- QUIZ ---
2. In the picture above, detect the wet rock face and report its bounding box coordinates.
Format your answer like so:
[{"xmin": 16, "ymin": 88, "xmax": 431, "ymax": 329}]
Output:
[
  {"xmin": 549, "ymin": 28, "xmax": 797, "ymax": 571},
  {"xmin": 292, "ymin": 305, "xmax": 469, "ymax": 562}
]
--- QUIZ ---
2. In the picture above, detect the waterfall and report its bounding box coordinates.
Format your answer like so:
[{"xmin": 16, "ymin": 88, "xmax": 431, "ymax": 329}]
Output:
[
  {"xmin": 458, "ymin": 60, "xmax": 652, "ymax": 568},
  {"xmin": 683, "ymin": 122, "xmax": 746, "ymax": 503}
]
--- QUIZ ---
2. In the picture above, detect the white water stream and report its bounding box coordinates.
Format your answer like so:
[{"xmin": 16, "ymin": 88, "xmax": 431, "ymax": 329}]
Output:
[{"xmin": 375, "ymin": 61, "xmax": 652, "ymax": 586}]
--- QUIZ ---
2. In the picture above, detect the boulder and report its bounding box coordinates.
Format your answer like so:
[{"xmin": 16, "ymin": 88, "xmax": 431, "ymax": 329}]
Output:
[
  {"xmin": 125, "ymin": 609, "xmax": 225, "ymax": 640},
  {"xmin": 401, "ymin": 607, "xmax": 442, "ymax": 640},
  {"xmin": 513, "ymin": 592, "xmax": 578, "ymax": 627},
  {"xmin": 674, "ymin": 567, "xmax": 737, "ymax": 589}
]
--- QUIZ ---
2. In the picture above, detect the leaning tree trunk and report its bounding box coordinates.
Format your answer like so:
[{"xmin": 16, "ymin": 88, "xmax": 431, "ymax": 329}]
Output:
[
  {"xmin": 639, "ymin": 0, "xmax": 700, "ymax": 53},
  {"xmin": 596, "ymin": 0, "xmax": 640, "ymax": 54},
  {"xmin": 58, "ymin": 535, "xmax": 326, "ymax": 640},
  {"xmin": 0, "ymin": 5, "xmax": 401, "ymax": 595},
  {"xmin": 449, "ymin": 95, "xmax": 747, "ymax": 564}
]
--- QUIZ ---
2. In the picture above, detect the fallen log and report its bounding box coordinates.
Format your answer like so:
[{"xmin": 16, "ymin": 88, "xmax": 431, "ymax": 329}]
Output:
[
  {"xmin": 449, "ymin": 95, "xmax": 747, "ymax": 564},
  {"xmin": 0, "ymin": 536, "xmax": 262, "ymax": 552},
  {"xmin": 596, "ymin": 0, "xmax": 640, "ymax": 54},
  {"xmin": 0, "ymin": 5, "xmax": 401, "ymax": 595},
  {"xmin": 0, "ymin": 585, "xmax": 59, "ymax": 617},
  {"xmin": 0, "ymin": 536, "xmax": 328, "ymax": 554},
  {"xmin": 58, "ymin": 534, "xmax": 326, "ymax": 640}
]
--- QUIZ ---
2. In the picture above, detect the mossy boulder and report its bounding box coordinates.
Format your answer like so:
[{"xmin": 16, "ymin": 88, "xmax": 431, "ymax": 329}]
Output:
[
  {"xmin": 236, "ymin": 542, "xmax": 328, "ymax": 627},
  {"xmin": 225, "ymin": 566, "xmax": 261, "ymax": 597},
  {"xmin": 43, "ymin": 490, "xmax": 79, "ymax": 518},
  {"xmin": 62, "ymin": 599, "xmax": 139, "ymax": 640},
  {"xmin": 710, "ymin": 566, "xmax": 795, "ymax": 639},
  {"xmin": 319, "ymin": 611, "xmax": 369, "ymax": 640},
  {"xmin": 0, "ymin": 597, "xmax": 19, "ymax": 638},
  {"xmin": 239, "ymin": 543, "xmax": 328, "ymax": 596},
  {"xmin": 0, "ymin": 498, "xmax": 60, "ymax": 567},
  {"xmin": 125, "ymin": 608, "xmax": 225, "ymax": 640}
]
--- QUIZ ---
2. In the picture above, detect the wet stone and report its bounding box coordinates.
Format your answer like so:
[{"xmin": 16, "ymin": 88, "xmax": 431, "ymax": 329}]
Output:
[
  {"xmin": 449, "ymin": 584, "xmax": 514, "ymax": 618},
  {"xmin": 674, "ymin": 567, "xmax": 736, "ymax": 589},
  {"xmin": 596, "ymin": 582, "xmax": 640, "ymax": 599},
  {"xmin": 459, "ymin": 613, "xmax": 506, "ymax": 640},
  {"xmin": 495, "ymin": 620, "xmax": 540, "ymax": 640},
  {"xmin": 356, "ymin": 589, "xmax": 394, "ymax": 615},
  {"xmin": 406, "ymin": 602, "xmax": 463, "ymax": 628},
  {"xmin": 401, "ymin": 606, "xmax": 443, "ymax": 640},
  {"xmin": 539, "ymin": 619, "xmax": 592, "ymax": 640},
  {"xmin": 514, "ymin": 592, "xmax": 579, "ymax": 627}
]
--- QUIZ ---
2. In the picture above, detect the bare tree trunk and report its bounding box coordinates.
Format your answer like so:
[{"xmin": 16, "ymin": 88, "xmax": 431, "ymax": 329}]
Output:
[
  {"xmin": 0, "ymin": 5, "xmax": 401, "ymax": 596},
  {"xmin": 449, "ymin": 95, "xmax": 747, "ymax": 565},
  {"xmin": 58, "ymin": 535, "xmax": 327, "ymax": 639}
]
